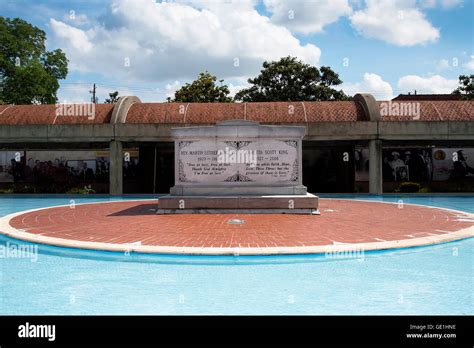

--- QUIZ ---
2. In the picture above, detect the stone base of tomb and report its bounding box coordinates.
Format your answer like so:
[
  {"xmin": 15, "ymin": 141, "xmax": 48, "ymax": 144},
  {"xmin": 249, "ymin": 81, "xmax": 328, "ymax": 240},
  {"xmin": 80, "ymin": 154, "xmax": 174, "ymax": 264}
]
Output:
[
  {"xmin": 156, "ymin": 193, "xmax": 319, "ymax": 215},
  {"xmin": 169, "ymin": 184, "xmax": 308, "ymax": 196}
]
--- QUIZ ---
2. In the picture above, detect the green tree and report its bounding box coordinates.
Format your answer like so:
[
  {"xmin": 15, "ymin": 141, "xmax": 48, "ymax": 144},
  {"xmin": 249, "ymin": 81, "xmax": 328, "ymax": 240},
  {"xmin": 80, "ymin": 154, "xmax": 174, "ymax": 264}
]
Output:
[
  {"xmin": 452, "ymin": 74, "xmax": 474, "ymax": 100},
  {"xmin": 235, "ymin": 56, "xmax": 349, "ymax": 102},
  {"xmin": 169, "ymin": 71, "xmax": 232, "ymax": 102},
  {"xmin": 104, "ymin": 91, "xmax": 120, "ymax": 103},
  {"xmin": 0, "ymin": 17, "xmax": 68, "ymax": 104}
]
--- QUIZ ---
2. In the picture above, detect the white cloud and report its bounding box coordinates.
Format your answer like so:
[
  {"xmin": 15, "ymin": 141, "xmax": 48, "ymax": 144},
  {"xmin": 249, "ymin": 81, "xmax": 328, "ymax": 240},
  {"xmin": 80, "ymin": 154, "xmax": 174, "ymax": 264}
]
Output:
[
  {"xmin": 50, "ymin": 19, "xmax": 93, "ymax": 52},
  {"xmin": 263, "ymin": 0, "xmax": 352, "ymax": 34},
  {"xmin": 62, "ymin": 12, "xmax": 89, "ymax": 26},
  {"xmin": 342, "ymin": 73, "xmax": 394, "ymax": 100},
  {"xmin": 436, "ymin": 58, "xmax": 450, "ymax": 71},
  {"xmin": 397, "ymin": 74, "xmax": 458, "ymax": 94},
  {"xmin": 164, "ymin": 81, "xmax": 181, "ymax": 100},
  {"xmin": 49, "ymin": 0, "xmax": 321, "ymax": 83},
  {"xmin": 176, "ymin": 0, "xmax": 258, "ymax": 11},
  {"xmin": 439, "ymin": 0, "xmax": 463, "ymax": 8},
  {"xmin": 350, "ymin": 0, "xmax": 440, "ymax": 46},
  {"xmin": 419, "ymin": 0, "xmax": 437, "ymax": 7},
  {"xmin": 227, "ymin": 83, "xmax": 249, "ymax": 98},
  {"xmin": 463, "ymin": 55, "xmax": 474, "ymax": 70}
]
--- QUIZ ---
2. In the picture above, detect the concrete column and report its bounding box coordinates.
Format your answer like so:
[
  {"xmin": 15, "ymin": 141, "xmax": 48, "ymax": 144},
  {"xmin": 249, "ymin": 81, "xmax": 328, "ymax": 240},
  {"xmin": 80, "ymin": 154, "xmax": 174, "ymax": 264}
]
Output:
[
  {"xmin": 369, "ymin": 139, "xmax": 383, "ymax": 195},
  {"xmin": 109, "ymin": 140, "xmax": 123, "ymax": 195}
]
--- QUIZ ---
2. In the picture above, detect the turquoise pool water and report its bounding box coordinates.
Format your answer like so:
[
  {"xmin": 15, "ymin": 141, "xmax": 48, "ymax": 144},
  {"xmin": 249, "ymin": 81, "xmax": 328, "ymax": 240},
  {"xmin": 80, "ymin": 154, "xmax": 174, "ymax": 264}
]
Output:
[{"xmin": 0, "ymin": 195, "xmax": 472, "ymax": 315}]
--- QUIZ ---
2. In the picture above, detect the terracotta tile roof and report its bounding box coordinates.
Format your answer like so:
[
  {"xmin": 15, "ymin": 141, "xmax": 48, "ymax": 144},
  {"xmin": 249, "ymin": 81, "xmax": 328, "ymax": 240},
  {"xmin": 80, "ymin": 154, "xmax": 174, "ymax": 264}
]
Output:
[
  {"xmin": 125, "ymin": 101, "xmax": 368, "ymax": 124},
  {"xmin": 0, "ymin": 104, "xmax": 114, "ymax": 125},
  {"xmin": 378, "ymin": 100, "xmax": 474, "ymax": 121},
  {"xmin": 125, "ymin": 102, "xmax": 247, "ymax": 123},
  {"xmin": 0, "ymin": 100, "xmax": 472, "ymax": 125},
  {"xmin": 304, "ymin": 101, "xmax": 368, "ymax": 122},
  {"xmin": 392, "ymin": 94, "xmax": 462, "ymax": 101}
]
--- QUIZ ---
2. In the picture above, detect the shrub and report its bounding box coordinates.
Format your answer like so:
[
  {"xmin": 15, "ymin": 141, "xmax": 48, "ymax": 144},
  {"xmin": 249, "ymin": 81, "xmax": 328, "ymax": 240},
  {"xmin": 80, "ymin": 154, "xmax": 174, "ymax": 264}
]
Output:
[
  {"xmin": 13, "ymin": 184, "xmax": 37, "ymax": 193},
  {"xmin": 399, "ymin": 182, "xmax": 421, "ymax": 193},
  {"xmin": 66, "ymin": 187, "xmax": 91, "ymax": 194}
]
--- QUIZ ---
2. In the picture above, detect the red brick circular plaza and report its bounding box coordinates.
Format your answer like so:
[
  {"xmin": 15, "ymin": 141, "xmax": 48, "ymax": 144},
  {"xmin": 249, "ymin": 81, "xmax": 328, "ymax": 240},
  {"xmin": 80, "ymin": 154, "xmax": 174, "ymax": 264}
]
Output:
[{"xmin": 2, "ymin": 199, "xmax": 473, "ymax": 255}]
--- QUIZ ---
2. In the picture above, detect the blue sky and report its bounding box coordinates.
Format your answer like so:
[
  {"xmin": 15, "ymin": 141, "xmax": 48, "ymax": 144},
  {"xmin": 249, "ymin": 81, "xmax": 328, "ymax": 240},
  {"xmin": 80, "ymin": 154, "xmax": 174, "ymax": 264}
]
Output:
[{"xmin": 2, "ymin": 0, "xmax": 473, "ymax": 102}]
